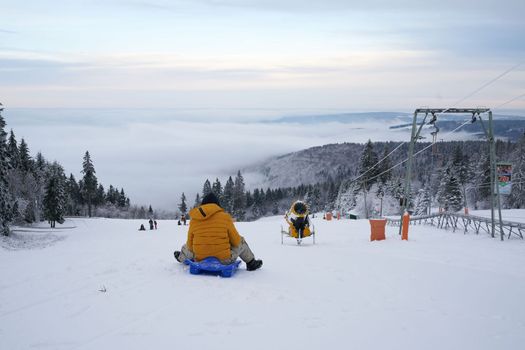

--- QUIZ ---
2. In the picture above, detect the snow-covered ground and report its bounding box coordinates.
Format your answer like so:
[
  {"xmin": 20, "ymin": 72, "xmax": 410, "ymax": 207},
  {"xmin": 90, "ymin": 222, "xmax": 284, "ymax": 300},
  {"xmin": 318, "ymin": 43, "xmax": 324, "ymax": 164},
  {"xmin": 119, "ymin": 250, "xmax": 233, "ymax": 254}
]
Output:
[{"xmin": 1, "ymin": 214, "xmax": 525, "ymax": 350}]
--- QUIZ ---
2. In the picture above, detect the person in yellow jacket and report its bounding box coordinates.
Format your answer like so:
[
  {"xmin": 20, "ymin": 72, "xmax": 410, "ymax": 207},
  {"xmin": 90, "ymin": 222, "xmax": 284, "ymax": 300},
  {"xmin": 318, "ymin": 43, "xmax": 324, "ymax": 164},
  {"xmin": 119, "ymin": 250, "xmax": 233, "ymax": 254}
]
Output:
[
  {"xmin": 174, "ymin": 192, "xmax": 263, "ymax": 271},
  {"xmin": 285, "ymin": 200, "xmax": 312, "ymax": 239}
]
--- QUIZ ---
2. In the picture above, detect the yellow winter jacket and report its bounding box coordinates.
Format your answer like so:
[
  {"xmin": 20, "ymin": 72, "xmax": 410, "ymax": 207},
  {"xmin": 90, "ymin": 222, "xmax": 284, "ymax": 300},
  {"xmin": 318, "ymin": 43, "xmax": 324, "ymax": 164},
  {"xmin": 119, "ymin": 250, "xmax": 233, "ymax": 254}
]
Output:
[{"xmin": 186, "ymin": 203, "xmax": 242, "ymax": 261}]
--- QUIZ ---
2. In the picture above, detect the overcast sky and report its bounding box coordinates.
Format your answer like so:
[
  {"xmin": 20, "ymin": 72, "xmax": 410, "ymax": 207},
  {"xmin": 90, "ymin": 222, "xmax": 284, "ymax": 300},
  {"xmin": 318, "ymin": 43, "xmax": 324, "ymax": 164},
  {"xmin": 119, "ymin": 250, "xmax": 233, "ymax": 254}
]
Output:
[
  {"xmin": 1, "ymin": 0, "xmax": 524, "ymax": 209},
  {"xmin": 1, "ymin": 0, "xmax": 524, "ymax": 110}
]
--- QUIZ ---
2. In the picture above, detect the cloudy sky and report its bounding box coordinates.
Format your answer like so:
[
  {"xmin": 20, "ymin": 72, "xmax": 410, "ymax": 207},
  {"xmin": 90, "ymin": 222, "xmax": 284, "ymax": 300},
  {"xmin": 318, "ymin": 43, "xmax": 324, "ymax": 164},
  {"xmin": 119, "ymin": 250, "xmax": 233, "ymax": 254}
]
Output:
[{"xmin": 1, "ymin": 0, "xmax": 525, "ymax": 209}]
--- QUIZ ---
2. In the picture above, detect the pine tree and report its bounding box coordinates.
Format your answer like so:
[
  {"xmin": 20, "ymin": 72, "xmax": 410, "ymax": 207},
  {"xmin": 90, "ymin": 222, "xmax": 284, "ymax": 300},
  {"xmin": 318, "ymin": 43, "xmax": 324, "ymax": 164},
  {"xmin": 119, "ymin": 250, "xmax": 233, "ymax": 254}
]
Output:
[
  {"xmin": 138, "ymin": 206, "xmax": 147, "ymax": 219},
  {"xmin": 222, "ymin": 176, "xmax": 235, "ymax": 213},
  {"xmin": 232, "ymin": 170, "xmax": 246, "ymax": 220},
  {"xmin": 18, "ymin": 138, "xmax": 33, "ymax": 173},
  {"xmin": 118, "ymin": 188, "xmax": 127, "ymax": 207},
  {"xmin": 95, "ymin": 184, "xmax": 105, "ymax": 207},
  {"xmin": 509, "ymin": 135, "xmax": 525, "ymax": 208},
  {"xmin": 81, "ymin": 151, "xmax": 98, "ymax": 217},
  {"xmin": 106, "ymin": 185, "xmax": 116, "ymax": 204},
  {"xmin": 252, "ymin": 188, "xmax": 264, "ymax": 217},
  {"xmin": 66, "ymin": 174, "xmax": 82, "ymax": 215},
  {"xmin": 451, "ymin": 145, "xmax": 471, "ymax": 209},
  {"xmin": 148, "ymin": 205, "xmax": 154, "ymax": 217},
  {"xmin": 310, "ymin": 186, "xmax": 321, "ymax": 213},
  {"xmin": 7, "ymin": 130, "xmax": 19, "ymax": 169},
  {"xmin": 193, "ymin": 193, "xmax": 201, "ymax": 208},
  {"xmin": 357, "ymin": 140, "xmax": 380, "ymax": 190},
  {"xmin": 24, "ymin": 200, "xmax": 36, "ymax": 223},
  {"xmin": 212, "ymin": 178, "xmax": 223, "ymax": 203},
  {"xmin": 475, "ymin": 153, "xmax": 492, "ymax": 206},
  {"xmin": 32, "ymin": 151, "xmax": 47, "ymax": 221},
  {"xmin": 202, "ymin": 179, "xmax": 212, "ymax": 198},
  {"xmin": 35, "ymin": 152, "xmax": 46, "ymax": 173},
  {"xmin": 43, "ymin": 162, "xmax": 66, "ymax": 228},
  {"xmin": 437, "ymin": 167, "xmax": 463, "ymax": 212},
  {"xmin": 178, "ymin": 193, "xmax": 187, "ymax": 214},
  {"xmin": 414, "ymin": 184, "xmax": 431, "ymax": 216},
  {"xmin": 377, "ymin": 146, "xmax": 392, "ymax": 184},
  {"xmin": 0, "ymin": 113, "xmax": 12, "ymax": 235},
  {"xmin": 245, "ymin": 190, "xmax": 253, "ymax": 208}
]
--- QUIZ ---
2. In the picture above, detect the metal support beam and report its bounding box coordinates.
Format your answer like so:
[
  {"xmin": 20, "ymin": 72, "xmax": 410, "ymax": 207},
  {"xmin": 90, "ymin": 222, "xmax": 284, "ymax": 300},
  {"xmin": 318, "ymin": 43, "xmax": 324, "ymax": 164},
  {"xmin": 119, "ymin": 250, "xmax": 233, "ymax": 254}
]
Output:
[
  {"xmin": 489, "ymin": 111, "xmax": 505, "ymax": 241},
  {"xmin": 401, "ymin": 107, "xmax": 502, "ymax": 240}
]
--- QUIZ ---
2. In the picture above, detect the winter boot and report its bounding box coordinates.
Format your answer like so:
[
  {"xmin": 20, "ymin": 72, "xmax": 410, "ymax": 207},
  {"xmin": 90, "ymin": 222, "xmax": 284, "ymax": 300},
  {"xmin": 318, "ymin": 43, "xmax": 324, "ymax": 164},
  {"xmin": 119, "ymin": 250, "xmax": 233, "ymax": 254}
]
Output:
[
  {"xmin": 174, "ymin": 251, "xmax": 181, "ymax": 262},
  {"xmin": 246, "ymin": 259, "xmax": 263, "ymax": 271}
]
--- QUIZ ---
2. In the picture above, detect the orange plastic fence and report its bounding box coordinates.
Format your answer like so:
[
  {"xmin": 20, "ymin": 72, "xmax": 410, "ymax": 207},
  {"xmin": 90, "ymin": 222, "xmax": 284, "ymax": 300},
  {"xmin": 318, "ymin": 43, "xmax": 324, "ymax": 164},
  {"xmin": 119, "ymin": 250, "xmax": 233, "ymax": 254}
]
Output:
[
  {"xmin": 369, "ymin": 219, "xmax": 386, "ymax": 241},
  {"xmin": 402, "ymin": 212, "xmax": 409, "ymax": 240}
]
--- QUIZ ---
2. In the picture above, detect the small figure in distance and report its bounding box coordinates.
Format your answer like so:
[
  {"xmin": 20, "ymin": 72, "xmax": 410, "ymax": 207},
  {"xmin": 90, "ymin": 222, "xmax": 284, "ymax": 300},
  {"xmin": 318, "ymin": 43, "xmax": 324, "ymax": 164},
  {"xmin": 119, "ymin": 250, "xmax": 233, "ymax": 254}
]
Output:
[
  {"xmin": 154, "ymin": 220, "xmax": 158, "ymax": 230},
  {"xmin": 139, "ymin": 224, "xmax": 146, "ymax": 231},
  {"xmin": 173, "ymin": 192, "xmax": 263, "ymax": 271},
  {"xmin": 181, "ymin": 214, "xmax": 187, "ymax": 226},
  {"xmin": 149, "ymin": 218, "xmax": 154, "ymax": 230}
]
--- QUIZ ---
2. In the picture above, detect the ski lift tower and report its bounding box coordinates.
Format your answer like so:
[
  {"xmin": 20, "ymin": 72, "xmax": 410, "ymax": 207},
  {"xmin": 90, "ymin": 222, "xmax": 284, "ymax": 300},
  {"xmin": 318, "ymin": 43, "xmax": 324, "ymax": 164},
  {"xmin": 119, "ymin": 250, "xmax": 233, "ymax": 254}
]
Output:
[{"xmin": 399, "ymin": 108, "xmax": 504, "ymax": 241}]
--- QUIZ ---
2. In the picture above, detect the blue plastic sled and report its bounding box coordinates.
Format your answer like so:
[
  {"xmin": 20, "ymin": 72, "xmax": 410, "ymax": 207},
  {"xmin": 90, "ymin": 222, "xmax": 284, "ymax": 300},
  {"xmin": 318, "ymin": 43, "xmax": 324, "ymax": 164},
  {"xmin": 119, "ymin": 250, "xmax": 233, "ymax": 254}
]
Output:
[{"xmin": 184, "ymin": 257, "xmax": 241, "ymax": 278}]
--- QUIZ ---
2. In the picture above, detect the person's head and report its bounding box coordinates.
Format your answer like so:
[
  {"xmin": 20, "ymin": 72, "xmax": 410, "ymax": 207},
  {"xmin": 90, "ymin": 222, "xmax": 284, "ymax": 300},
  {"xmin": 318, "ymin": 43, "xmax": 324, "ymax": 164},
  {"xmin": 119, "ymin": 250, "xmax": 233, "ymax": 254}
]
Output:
[{"xmin": 201, "ymin": 192, "xmax": 220, "ymax": 207}]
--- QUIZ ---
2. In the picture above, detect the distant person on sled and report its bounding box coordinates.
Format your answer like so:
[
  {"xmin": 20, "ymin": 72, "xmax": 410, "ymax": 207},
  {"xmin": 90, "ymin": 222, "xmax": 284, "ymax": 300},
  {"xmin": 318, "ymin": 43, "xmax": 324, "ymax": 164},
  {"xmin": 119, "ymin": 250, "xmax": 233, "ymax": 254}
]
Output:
[
  {"xmin": 173, "ymin": 192, "xmax": 263, "ymax": 271},
  {"xmin": 284, "ymin": 200, "xmax": 312, "ymax": 239}
]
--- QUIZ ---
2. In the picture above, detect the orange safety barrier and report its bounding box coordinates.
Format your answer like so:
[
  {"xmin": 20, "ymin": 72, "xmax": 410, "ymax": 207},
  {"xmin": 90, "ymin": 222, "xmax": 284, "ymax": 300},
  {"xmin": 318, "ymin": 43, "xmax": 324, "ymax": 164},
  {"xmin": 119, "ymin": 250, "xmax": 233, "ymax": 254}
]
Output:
[
  {"xmin": 369, "ymin": 219, "xmax": 386, "ymax": 241},
  {"xmin": 326, "ymin": 212, "xmax": 333, "ymax": 221},
  {"xmin": 402, "ymin": 212, "xmax": 409, "ymax": 240}
]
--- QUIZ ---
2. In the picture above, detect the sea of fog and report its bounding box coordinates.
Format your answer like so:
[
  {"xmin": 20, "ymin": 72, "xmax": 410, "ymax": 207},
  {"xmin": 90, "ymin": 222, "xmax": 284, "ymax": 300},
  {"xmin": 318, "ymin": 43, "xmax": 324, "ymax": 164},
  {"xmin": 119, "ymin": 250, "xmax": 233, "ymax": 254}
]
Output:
[{"xmin": 4, "ymin": 108, "xmax": 479, "ymax": 209}]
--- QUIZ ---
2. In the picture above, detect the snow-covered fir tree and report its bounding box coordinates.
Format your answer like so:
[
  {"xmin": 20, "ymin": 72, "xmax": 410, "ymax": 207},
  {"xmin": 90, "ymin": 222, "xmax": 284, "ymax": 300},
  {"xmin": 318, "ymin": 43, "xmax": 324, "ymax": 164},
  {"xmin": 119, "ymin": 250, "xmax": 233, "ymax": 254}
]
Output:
[
  {"xmin": 357, "ymin": 139, "xmax": 380, "ymax": 191},
  {"xmin": 222, "ymin": 176, "xmax": 234, "ymax": 214},
  {"xmin": 451, "ymin": 145, "xmax": 471, "ymax": 209},
  {"xmin": 18, "ymin": 138, "xmax": 33, "ymax": 173},
  {"xmin": 232, "ymin": 170, "xmax": 246, "ymax": 220},
  {"xmin": 65, "ymin": 174, "xmax": 82, "ymax": 215},
  {"xmin": 377, "ymin": 146, "xmax": 392, "ymax": 184},
  {"xmin": 7, "ymin": 130, "xmax": 19, "ymax": 169},
  {"xmin": 193, "ymin": 193, "xmax": 200, "ymax": 208},
  {"xmin": 251, "ymin": 188, "xmax": 265, "ymax": 217},
  {"xmin": 178, "ymin": 193, "xmax": 187, "ymax": 215},
  {"xmin": 0, "ymin": 113, "xmax": 12, "ymax": 235},
  {"xmin": 508, "ymin": 135, "xmax": 525, "ymax": 208},
  {"xmin": 43, "ymin": 162, "xmax": 66, "ymax": 228},
  {"xmin": 202, "ymin": 179, "xmax": 212, "ymax": 198},
  {"xmin": 81, "ymin": 151, "xmax": 98, "ymax": 217},
  {"xmin": 212, "ymin": 178, "xmax": 223, "ymax": 203},
  {"xmin": 437, "ymin": 167, "xmax": 463, "ymax": 212},
  {"xmin": 414, "ymin": 184, "xmax": 432, "ymax": 216}
]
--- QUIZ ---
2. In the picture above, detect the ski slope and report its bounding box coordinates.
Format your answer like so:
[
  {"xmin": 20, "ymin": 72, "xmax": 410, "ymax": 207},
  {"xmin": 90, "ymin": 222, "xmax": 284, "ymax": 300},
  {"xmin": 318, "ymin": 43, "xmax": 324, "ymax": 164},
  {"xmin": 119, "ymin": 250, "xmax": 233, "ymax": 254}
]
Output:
[{"xmin": 1, "ymin": 215, "xmax": 525, "ymax": 350}]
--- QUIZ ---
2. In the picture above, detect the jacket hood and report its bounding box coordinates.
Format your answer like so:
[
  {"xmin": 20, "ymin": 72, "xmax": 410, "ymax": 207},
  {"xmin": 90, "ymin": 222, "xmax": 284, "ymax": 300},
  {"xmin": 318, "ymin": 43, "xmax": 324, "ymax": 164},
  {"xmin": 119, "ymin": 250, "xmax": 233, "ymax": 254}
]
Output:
[{"xmin": 189, "ymin": 203, "xmax": 223, "ymax": 221}]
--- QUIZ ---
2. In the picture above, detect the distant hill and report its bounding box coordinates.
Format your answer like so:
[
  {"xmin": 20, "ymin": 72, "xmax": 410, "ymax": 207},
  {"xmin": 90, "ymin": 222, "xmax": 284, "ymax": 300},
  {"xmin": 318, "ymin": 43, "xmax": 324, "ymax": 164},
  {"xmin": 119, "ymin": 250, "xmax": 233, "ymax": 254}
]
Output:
[
  {"xmin": 243, "ymin": 112, "xmax": 525, "ymax": 189},
  {"xmin": 270, "ymin": 112, "xmax": 411, "ymax": 124}
]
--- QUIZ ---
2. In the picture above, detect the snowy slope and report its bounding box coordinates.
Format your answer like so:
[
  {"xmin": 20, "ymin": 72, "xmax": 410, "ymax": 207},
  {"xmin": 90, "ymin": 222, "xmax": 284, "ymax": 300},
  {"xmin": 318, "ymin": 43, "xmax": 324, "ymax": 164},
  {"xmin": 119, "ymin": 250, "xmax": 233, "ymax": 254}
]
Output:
[{"xmin": 1, "ymin": 215, "xmax": 525, "ymax": 350}]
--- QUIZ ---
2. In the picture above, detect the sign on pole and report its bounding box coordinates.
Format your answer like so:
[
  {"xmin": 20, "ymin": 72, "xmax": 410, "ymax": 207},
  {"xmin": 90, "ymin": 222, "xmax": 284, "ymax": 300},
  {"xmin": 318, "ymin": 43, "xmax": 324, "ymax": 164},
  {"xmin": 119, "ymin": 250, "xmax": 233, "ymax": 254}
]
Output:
[{"xmin": 496, "ymin": 162, "xmax": 512, "ymax": 195}]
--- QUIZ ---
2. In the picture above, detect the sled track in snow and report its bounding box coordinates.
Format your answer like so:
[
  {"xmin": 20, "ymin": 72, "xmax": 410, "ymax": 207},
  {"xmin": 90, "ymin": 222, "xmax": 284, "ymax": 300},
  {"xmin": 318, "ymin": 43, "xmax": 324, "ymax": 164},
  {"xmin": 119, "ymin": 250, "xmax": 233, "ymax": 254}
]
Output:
[{"xmin": 387, "ymin": 213, "xmax": 525, "ymax": 240}]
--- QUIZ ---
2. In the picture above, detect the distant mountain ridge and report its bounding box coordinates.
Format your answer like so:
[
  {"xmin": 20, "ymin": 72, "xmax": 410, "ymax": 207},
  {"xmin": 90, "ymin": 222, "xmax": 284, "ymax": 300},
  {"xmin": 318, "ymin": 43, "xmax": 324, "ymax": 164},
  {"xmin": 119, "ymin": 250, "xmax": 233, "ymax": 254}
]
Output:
[
  {"xmin": 269, "ymin": 112, "xmax": 411, "ymax": 124},
  {"xmin": 243, "ymin": 112, "xmax": 525, "ymax": 188}
]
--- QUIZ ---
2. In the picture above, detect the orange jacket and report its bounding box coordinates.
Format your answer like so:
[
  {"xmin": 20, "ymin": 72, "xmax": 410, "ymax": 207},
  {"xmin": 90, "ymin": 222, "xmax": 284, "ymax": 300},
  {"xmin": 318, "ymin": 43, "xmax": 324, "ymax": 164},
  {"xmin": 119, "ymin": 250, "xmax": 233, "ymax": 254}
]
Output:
[{"xmin": 186, "ymin": 203, "xmax": 242, "ymax": 261}]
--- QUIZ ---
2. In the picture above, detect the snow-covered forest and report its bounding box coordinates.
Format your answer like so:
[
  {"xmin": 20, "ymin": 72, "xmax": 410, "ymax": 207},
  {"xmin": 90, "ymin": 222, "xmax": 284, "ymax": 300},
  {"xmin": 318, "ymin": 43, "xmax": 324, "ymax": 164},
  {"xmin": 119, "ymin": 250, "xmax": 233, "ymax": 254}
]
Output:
[
  {"xmin": 0, "ymin": 114, "xmax": 136, "ymax": 235},
  {"xmin": 201, "ymin": 137, "xmax": 525, "ymax": 221}
]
